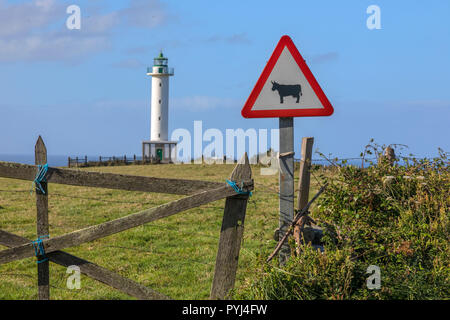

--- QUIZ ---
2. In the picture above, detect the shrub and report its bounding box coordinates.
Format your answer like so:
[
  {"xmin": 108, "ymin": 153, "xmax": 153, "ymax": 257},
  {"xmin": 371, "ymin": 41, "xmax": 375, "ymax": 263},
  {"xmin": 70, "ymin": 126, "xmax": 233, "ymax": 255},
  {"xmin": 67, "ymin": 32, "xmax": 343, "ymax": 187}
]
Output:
[{"xmin": 235, "ymin": 142, "xmax": 449, "ymax": 299}]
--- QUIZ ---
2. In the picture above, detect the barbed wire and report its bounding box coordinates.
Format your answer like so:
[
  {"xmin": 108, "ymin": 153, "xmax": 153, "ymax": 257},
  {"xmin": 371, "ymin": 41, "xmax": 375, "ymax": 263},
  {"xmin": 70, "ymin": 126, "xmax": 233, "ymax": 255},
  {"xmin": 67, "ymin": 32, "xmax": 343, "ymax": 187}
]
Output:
[
  {"xmin": 0, "ymin": 189, "xmax": 30, "ymax": 193},
  {"xmin": 310, "ymin": 169, "xmax": 327, "ymax": 189},
  {"xmin": 294, "ymin": 157, "xmax": 376, "ymax": 162},
  {"xmin": 0, "ymin": 189, "xmax": 168, "ymax": 206},
  {"xmin": 293, "ymin": 155, "xmax": 434, "ymax": 163},
  {"xmin": 254, "ymin": 183, "xmax": 280, "ymax": 195},
  {"xmin": 0, "ymin": 189, "xmax": 240, "ymax": 215},
  {"xmin": 0, "ymin": 180, "xmax": 323, "ymax": 270},
  {"xmin": 0, "ymin": 272, "xmax": 102, "ymax": 294}
]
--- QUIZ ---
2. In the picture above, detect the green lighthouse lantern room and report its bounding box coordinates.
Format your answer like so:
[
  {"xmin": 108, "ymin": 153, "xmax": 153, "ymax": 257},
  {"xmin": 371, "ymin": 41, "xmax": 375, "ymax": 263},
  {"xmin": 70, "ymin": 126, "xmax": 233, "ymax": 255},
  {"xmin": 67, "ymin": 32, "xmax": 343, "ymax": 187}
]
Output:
[{"xmin": 154, "ymin": 51, "xmax": 168, "ymax": 73}]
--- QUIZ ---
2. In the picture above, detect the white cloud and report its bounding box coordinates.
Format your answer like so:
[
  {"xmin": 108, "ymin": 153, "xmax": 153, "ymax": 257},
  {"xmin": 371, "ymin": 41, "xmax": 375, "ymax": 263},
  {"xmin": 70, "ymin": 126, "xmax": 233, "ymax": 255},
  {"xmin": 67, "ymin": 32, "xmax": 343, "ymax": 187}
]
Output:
[
  {"xmin": 205, "ymin": 33, "xmax": 252, "ymax": 45},
  {"xmin": 402, "ymin": 100, "xmax": 450, "ymax": 108},
  {"xmin": 0, "ymin": 0, "xmax": 62, "ymax": 37},
  {"xmin": 0, "ymin": 0, "xmax": 169, "ymax": 63},
  {"xmin": 111, "ymin": 58, "xmax": 145, "ymax": 69},
  {"xmin": 82, "ymin": 11, "xmax": 119, "ymax": 33},
  {"xmin": 310, "ymin": 52, "xmax": 339, "ymax": 64},
  {"xmin": 87, "ymin": 95, "xmax": 242, "ymax": 112},
  {"xmin": 0, "ymin": 0, "xmax": 112, "ymax": 62},
  {"xmin": 125, "ymin": 46, "xmax": 151, "ymax": 55},
  {"xmin": 92, "ymin": 99, "xmax": 146, "ymax": 110},
  {"xmin": 0, "ymin": 33, "xmax": 110, "ymax": 62},
  {"xmin": 171, "ymin": 96, "xmax": 241, "ymax": 111},
  {"xmin": 122, "ymin": 0, "xmax": 169, "ymax": 29}
]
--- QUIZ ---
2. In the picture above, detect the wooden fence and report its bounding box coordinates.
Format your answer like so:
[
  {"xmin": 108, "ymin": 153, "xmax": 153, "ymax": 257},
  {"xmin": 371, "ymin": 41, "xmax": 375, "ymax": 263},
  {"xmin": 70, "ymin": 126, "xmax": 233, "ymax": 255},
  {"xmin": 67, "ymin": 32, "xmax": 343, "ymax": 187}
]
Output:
[
  {"xmin": 67, "ymin": 155, "xmax": 157, "ymax": 167},
  {"xmin": 68, "ymin": 155, "xmax": 239, "ymax": 168},
  {"xmin": 0, "ymin": 136, "xmax": 253, "ymax": 300}
]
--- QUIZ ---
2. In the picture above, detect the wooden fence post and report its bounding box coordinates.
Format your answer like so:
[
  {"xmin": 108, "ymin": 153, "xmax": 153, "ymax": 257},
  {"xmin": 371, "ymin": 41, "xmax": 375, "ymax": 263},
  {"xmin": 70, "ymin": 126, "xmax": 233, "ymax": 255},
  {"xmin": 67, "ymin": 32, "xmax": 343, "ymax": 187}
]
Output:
[
  {"xmin": 35, "ymin": 136, "xmax": 49, "ymax": 300},
  {"xmin": 210, "ymin": 153, "xmax": 252, "ymax": 300},
  {"xmin": 294, "ymin": 137, "xmax": 314, "ymax": 254}
]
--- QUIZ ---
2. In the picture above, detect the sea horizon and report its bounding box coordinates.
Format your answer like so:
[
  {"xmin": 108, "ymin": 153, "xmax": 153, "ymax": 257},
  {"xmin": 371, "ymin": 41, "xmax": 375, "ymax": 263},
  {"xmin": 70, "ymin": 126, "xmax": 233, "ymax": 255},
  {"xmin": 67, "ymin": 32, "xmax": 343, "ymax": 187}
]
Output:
[
  {"xmin": 0, "ymin": 154, "xmax": 85, "ymax": 167},
  {"xmin": 0, "ymin": 153, "xmax": 372, "ymax": 168}
]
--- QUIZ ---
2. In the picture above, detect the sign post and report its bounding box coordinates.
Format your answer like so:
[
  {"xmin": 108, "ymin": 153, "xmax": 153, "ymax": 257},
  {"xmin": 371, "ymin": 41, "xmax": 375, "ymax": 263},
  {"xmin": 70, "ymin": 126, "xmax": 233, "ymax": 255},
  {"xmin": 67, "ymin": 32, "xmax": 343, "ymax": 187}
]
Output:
[
  {"xmin": 241, "ymin": 35, "xmax": 334, "ymax": 264},
  {"xmin": 278, "ymin": 117, "xmax": 294, "ymax": 264}
]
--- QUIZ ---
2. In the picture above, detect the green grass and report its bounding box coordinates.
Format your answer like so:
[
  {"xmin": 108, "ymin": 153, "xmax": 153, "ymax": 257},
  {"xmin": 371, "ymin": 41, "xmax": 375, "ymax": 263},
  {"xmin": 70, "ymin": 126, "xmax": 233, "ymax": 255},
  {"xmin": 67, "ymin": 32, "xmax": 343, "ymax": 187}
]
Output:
[{"xmin": 0, "ymin": 162, "xmax": 317, "ymax": 300}]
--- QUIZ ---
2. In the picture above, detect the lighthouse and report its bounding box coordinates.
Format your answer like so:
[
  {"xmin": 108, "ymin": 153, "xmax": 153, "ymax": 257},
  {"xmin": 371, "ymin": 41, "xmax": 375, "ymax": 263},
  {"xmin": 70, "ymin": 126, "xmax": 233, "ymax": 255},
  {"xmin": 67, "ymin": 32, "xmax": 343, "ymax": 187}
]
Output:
[{"xmin": 142, "ymin": 51, "xmax": 177, "ymax": 163}]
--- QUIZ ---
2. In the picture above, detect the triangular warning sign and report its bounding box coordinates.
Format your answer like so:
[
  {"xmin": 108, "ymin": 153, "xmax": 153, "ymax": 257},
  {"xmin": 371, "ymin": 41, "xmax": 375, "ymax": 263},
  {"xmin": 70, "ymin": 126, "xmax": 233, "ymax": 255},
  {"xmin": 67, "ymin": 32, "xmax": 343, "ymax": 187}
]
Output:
[{"xmin": 241, "ymin": 35, "xmax": 334, "ymax": 118}]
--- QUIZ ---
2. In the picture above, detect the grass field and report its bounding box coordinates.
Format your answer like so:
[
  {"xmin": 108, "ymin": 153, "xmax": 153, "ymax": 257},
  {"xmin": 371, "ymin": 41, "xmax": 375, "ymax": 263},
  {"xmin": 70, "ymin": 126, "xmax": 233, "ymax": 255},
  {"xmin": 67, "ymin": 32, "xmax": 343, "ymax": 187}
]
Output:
[{"xmin": 0, "ymin": 162, "xmax": 317, "ymax": 300}]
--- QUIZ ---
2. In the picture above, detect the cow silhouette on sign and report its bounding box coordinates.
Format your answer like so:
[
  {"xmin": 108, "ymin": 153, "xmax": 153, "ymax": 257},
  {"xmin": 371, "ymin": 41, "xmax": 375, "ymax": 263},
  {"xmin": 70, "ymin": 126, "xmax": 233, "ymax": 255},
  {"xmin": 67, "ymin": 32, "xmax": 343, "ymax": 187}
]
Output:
[{"xmin": 271, "ymin": 81, "xmax": 302, "ymax": 104}]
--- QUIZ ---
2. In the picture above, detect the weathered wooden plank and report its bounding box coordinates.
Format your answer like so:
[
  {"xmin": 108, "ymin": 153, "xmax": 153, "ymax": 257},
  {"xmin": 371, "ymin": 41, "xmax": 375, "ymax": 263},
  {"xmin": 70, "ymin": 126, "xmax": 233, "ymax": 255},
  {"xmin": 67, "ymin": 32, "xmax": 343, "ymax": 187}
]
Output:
[
  {"xmin": 294, "ymin": 137, "xmax": 314, "ymax": 255},
  {"xmin": 0, "ymin": 230, "xmax": 168, "ymax": 300},
  {"xmin": 279, "ymin": 117, "xmax": 295, "ymax": 265},
  {"xmin": 296, "ymin": 137, "xmax": 314, "ymax": 211},
  {"xmin": 0, "ymin": 161, "xmax": 223, "ymax": 195},
  {"xmin": 0, "ymin": 181, "xmax": 253, "ymax": 266},
  {"xmin": 35, "ymin": 136, "xmax": 50, "ymax": 300},
  {"xmin": 210, "ymin": 153, "xmax": 252, "ymax": 300}
]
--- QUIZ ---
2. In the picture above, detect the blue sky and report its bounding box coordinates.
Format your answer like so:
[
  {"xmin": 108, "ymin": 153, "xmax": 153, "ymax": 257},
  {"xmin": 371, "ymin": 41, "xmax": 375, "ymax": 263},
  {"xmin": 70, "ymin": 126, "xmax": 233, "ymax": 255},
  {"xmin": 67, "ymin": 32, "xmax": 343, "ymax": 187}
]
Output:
[{"xmin": 0, "ymin": 0, "xmax": 449, "ymax": 159}]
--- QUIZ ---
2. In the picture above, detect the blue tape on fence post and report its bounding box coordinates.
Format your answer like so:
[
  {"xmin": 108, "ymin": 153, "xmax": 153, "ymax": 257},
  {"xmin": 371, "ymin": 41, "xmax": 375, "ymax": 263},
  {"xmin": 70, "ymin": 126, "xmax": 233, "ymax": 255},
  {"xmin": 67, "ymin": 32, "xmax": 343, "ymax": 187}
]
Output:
[
  {"xmin": 226, "ymin": 179, "xmax": 252, "ymax": 197},
  {"xmin": 30, "ymin": 163, "xmax": 48, "ymax": 195},
  {"xmin": 31, "ymin": 235, "xmax": 49, "ymax": 263}
]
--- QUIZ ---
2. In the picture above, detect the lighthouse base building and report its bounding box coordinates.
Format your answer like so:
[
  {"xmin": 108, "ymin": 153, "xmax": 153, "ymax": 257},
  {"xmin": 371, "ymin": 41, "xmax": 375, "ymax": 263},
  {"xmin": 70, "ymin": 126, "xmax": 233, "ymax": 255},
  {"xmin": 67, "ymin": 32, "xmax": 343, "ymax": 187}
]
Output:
[
  {"xmin": 142, "ymin": 51, "xmax": 177, "ymax": 163},
  {"xmin": 142, "ymin": 140, "xmax": 177, "ymax": 163}
]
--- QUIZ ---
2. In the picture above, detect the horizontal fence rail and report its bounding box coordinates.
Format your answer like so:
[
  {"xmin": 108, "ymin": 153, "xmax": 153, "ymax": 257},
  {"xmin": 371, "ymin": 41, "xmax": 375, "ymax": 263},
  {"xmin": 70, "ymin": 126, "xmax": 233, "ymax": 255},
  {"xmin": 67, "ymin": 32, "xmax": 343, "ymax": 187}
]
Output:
[
  {"xmin": 0, "ymin": 161, "xmax": 224, "ymax": 195},
  {"xmin": 0, "ymin": 136, "xmax": 254, "ymax": 300},
  {"xmin": 0, "ymin": 230, "xmax": 168, "ymax": 300},
  {"xmin": 0, "ymin": 183, "xmax": 253, "ymax": 266}
]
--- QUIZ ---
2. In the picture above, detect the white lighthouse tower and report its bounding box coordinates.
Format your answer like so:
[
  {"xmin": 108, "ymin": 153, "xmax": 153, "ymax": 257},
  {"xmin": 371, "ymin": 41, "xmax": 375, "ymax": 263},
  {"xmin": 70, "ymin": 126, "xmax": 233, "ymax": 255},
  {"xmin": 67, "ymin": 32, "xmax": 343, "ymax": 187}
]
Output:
[{"xmin": 142, "ymin": 51, "xmax": 177, "ymax": 163}]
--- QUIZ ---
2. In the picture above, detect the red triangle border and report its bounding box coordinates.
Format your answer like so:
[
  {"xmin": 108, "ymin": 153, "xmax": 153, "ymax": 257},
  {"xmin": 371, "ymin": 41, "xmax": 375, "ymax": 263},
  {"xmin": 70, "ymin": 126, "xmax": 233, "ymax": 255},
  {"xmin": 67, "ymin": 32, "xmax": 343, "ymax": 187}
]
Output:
[{"xmin": 241, "ymin": 35, "xmax": 334, "ymax": 118}]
